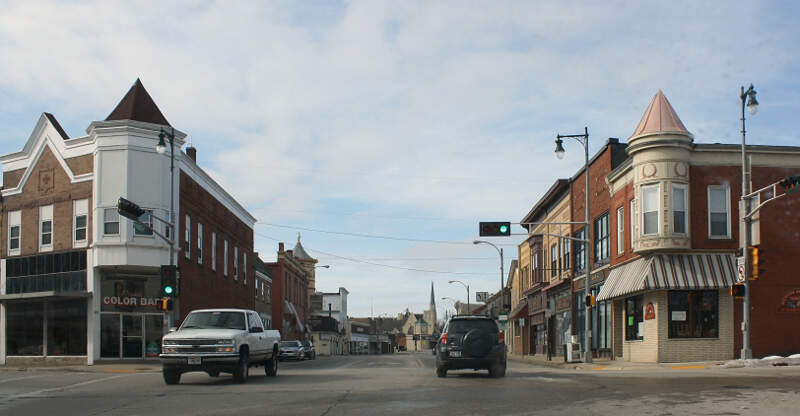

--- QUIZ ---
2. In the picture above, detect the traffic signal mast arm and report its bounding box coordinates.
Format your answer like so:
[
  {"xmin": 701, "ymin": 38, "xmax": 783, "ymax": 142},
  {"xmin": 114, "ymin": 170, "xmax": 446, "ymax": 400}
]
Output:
[
  {"xmin": 742, "ymin": 175, "xmax": 800, "ymax": 221},
  {"xmin": 117, "ymin": 197, "xmax": 175, "ymax": 245}
]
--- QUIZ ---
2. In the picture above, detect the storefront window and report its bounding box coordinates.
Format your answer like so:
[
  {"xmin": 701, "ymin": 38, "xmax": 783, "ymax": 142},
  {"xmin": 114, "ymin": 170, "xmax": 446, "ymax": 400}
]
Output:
[
  {"xmin": 625, "ymin": 295, "xmax": 644, "ymax": 341},
  {"xmin": 6, "ymin": 302, "xmax": 44, "ymax": 355},
  {"xmin": 47, "ymin": 300, "xmax": 87, "ymax": 355},
  {"xmin": 668, "ymin": 290, "xmax": 718, "ymax": 338},
  {"xmin": 574, "ymin": 293, "xmax": 585, "ymax": 347},
  {"xmin": 6, "ymin": 300, "xmax": 87, "ymax": 356}
]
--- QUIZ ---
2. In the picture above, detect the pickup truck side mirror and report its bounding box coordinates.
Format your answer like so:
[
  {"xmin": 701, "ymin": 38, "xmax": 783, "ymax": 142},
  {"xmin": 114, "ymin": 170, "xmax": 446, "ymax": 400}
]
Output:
[{"xmin": 249, "ymin": 326, "xmax": 264, "ymax": 333}]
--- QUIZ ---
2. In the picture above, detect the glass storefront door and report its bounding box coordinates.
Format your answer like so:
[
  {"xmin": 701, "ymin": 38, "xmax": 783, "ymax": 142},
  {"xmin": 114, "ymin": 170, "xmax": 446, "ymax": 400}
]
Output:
[{"xmin": 100, "ymin": 313, "xmax": 164, "ymax": 359}]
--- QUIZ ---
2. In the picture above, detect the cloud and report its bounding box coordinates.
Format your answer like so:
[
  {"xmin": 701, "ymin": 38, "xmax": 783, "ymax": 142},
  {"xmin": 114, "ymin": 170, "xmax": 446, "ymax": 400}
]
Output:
[{"xmin": 1, "ymin": 0, "xmax": 799, "ymax": 315}]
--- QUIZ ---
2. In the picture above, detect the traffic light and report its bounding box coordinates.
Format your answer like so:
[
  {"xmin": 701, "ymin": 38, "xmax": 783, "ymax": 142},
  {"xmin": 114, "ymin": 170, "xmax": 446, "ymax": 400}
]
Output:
[
  {"xmin": 479, "ymin": 222, "xmax": 511, "ymax": 237},
  {"xmin": 779, "ymin": 174, "xmax": 800, "ymax": 195},
  {"xmin": 584, "ymin": 294, "xmax": 595, "ymax": 308},
  {"xmin": 749, "ymin": 246, "xmax": 764, "ymax": 280},
  {"xmin": 160, "ymin": 265, "xmax": 178, "ymax": 297},
  {"xmin": 731, "ymin": 284, "xmax": 746, "ymax": 298},
  {"xmin": 117, "ymin": 197, "xmax": 145, "ymax": 221},
  {"xmin": 156, "ymin": 298, "xmax": 174, "ymax": 311}
]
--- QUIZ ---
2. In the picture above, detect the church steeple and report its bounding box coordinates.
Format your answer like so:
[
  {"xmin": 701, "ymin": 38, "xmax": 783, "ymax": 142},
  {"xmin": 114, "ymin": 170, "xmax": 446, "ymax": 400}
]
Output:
[{"xmin": 429, "ymin": 281, "xmax": 436, "ymax": 309}]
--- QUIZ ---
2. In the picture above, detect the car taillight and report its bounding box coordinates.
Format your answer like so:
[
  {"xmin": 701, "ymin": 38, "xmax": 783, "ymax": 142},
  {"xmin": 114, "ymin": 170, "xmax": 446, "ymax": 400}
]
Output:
[
  {"xmin": 441, "ymin": 333, "xmax": 448, "ymax": 345},
  {"xmin": 497, "ymin": 332, "xmax": 504, "ymax": 344}
]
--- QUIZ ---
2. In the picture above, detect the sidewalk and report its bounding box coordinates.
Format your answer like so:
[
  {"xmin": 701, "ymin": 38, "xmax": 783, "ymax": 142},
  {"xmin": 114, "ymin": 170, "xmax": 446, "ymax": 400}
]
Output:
[
  {"xmin": 0, "ymin": 360, "xmax": 162, "ymax": 374},
  {"xmin": 507, "ymin": 353, "xmax": 724, "ymax": 371}
]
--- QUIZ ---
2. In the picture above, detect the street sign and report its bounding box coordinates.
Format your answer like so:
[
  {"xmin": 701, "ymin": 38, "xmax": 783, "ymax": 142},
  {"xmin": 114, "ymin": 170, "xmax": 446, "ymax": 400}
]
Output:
[
  {"xmin": 476, "ymin": 292, "xmax": 489, "ymax": 302},
  {"xmin": 498, "ymin": 314, "xmax": 508, "ymax": 322},
  {"xmin": 736, "ymin": 256, "xmax": 746, "ymax": 283}
]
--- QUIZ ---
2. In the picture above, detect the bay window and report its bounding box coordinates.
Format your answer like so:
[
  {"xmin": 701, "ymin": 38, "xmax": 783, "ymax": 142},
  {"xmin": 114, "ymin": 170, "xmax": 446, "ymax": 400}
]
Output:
[
  {"xmin": 673, "ymin": 184, "xmax": 687, "ymax": 234},
  {"xmin": 642, "ymin": 184, "xmax": 659, "ymax": 235}
]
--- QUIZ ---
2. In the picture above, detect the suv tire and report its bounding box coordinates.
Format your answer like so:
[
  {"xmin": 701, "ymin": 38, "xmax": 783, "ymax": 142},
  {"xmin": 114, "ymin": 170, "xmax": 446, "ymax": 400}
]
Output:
[
  {"xmin": 233, "ymin": 351, "xmax": 249, "ymax": 384},
  {"xmin": 488, "ymin": 363, "xmax": 506, "ymax": 378},
  {"xmin": 163, "ymin": 369, "xmax": 181, "ymax": 385},
  {"xmin": 436, "ymin": 367, "xmax": 447, "ymax": 378}
]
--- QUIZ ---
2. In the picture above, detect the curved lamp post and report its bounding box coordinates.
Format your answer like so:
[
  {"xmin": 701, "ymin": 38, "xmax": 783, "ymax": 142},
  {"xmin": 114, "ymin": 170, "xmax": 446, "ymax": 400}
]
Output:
[
  {"xmin": 740, "ymin": 84, "xmax": 758, "ymax": 360},
  {"xmin": 156, "ymin": 128, "xmax": 177, "ymax": 328},
  {"xmin": 554, "ymin": 126, "xmax": 592, "ymax": 363},
  {"xmin": 473, "ymin": 240, "xmax": 505, "ymax": 315},
  {"xmin": 448, "ymin": 280, "xmax": 470, "ymax": 315}
]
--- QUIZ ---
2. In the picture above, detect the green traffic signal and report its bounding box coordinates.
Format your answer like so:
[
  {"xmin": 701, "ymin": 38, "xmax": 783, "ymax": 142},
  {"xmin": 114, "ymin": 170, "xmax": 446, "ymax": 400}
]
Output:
[
  {"xmin": 499, "ymin": 224, "xmax": 508, "ymax": 234},
  {"xmin": 164, "ymin": 286, "xmax": 174, "ymax": 295}
]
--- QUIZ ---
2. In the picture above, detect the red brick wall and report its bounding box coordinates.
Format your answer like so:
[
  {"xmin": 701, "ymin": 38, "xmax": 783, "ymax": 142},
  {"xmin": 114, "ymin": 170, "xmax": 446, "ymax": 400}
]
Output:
[
  {"xmin": 177, "ymin": 170, "xmax": 254, "ymax": 321},
  {"xmin": 610, "ymin": 181, "xmax": 637, "ymax": 266},
  {"xmin": 267, "ymin": 249, "xmax": 309, "ymax": 340},
  {"xmin": 692, "ymin": 164, "xmax": 800, "ymax": 357},
  {"xmin": 571, "ymin": 147, "xmax": 613, "ymax": 270}
]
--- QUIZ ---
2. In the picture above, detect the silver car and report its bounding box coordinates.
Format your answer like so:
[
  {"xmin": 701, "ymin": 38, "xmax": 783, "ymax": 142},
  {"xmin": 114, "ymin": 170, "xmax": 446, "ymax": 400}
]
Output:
[{"xmin": 278, "ymin": 340, "xmax": 305, "ymax": 361}]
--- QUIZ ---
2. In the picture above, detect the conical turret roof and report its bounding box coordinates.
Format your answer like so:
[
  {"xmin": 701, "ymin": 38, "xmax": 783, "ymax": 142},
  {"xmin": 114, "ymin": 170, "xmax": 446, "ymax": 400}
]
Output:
[
  {"xmin": 106, "ymin": 78, "xmax": 171, "ymax": 126},
  {"xmin": 293, "ymin": 233, "xmax": 315, "ymax": 261},
  {"xmin": 630, "ymin": 90, "xmax": 691, "ymax": 140}
]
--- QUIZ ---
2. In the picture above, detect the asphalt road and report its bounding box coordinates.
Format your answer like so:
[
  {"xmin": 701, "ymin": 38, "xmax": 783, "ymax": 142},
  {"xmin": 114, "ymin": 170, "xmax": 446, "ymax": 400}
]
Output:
[{"xmin": 1, "ymin": 353, "xmax": 799, "ymax": 416}]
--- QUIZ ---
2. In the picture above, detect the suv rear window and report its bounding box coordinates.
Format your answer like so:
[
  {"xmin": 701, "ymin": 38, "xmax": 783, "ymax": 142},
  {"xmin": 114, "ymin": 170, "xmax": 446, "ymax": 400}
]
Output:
[{"xmin": 447, "ymin": 319, "xmax": 498, "ymax": 334}]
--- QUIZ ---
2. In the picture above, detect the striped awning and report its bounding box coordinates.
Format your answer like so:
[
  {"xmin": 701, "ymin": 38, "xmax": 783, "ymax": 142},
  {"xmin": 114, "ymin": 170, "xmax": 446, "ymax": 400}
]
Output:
[{"xmin": 596, "ymin": 253, "xmax": 737, "ymax": 301}]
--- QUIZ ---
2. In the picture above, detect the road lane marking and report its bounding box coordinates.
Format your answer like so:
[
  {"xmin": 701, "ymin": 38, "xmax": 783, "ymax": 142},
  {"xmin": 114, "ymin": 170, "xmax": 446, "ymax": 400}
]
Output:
[
  {"xmin": 0, "ymin": 374, "xmax": 50, "ymax": 384},
  {"xmin": 0, "ymin": 374, "xmax": 129, "ymax": 404},
  {"xmin": 102, "ymin": 369, "xmax": 139, "ymax": 373},
  {"xmin": 670, "ymin": 365, "xmax": 706, "ymax": 370},
  {"xmin": 591, "ymin": 366, "xmax": 607, "ymax": 371}
]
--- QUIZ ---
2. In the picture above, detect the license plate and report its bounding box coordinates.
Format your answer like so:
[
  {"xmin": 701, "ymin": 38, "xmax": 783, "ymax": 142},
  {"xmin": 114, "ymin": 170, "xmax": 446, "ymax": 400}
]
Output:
[
  {"xmin": 449, "ymin": 351, "xmax": 461, "ymax": 358},
  {"xmin": 188, "ymin": 356, "xmax": 201, "ymax": 365}
]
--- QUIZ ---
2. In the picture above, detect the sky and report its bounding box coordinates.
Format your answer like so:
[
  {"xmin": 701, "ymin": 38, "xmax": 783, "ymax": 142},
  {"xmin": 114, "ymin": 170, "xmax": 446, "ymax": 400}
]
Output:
[{"xmin": 1, "ymin": 0, "xmax": 799, "ymax": 318}]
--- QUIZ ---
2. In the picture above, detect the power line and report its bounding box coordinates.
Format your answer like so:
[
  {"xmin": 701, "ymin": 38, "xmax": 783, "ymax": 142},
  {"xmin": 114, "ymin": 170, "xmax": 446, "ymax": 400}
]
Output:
[
  {"xmin": 256, "ymin": 222, "xmax": 520, "ymax": 246},
  {"xmin": 254, "ymin": 231, "xmax": 497, "ymax": 276}
]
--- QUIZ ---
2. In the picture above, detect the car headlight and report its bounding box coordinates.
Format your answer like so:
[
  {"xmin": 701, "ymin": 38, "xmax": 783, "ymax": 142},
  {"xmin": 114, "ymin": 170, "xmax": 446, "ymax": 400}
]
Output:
[
  {"xmin": 162, "ymin": 347, "xmax": 177, "ymax": 353},
  {"xmin": 215, "ymin": 339, "xmax": 235, "ymax": 345},
  {"xmin": 162, "ymin": 339, "xmax": 178, "ymax": 346}
]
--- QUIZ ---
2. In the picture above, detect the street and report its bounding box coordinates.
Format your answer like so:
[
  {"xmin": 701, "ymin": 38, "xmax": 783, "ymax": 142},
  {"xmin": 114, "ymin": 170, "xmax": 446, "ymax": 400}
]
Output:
[{"xmin": 1, "ymin": 353, "xmax": 799, "ymax": 416}]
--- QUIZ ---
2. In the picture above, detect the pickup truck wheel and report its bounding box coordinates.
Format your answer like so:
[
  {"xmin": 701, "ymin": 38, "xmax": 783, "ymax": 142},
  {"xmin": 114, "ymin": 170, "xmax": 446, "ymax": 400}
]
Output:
[
  {"xmin": 233, "ymin": 352, "xmax": 249, "ymax": 384},
  {"xmin": 436, "ymin": 367, "xmax": 447, "ymax": 378},
  {"xmin": 265, "ymin": 354, "xmax": 278, "ymax": 377},
  {"xmin": 163, "ymin": 369, "xmax": 181, "ymax": 385}
]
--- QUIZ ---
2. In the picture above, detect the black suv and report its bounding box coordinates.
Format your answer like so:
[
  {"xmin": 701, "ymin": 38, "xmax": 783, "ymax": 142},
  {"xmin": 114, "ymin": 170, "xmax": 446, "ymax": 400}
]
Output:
[{"xmin": 434, "ymin": 315, "xmax": 506, "ymax": 378}]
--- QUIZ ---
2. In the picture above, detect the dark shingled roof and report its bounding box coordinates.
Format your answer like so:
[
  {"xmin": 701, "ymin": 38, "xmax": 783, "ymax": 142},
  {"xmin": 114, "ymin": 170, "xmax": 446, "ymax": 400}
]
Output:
[
  {"xmin": 44, "ymin": 113, "xmax": 69, "ymax": 140},
  {"xmin": 105, "ymin": 78, "xmax": 171, "ymax": 126}
]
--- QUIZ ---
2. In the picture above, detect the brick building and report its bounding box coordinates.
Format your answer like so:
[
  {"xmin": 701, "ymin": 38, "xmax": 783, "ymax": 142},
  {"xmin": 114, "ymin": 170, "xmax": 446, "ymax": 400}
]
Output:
[
  {"xmin": 266, "ymin": 242, "xmax": 310, "ymax": 341},
  {"xmin": 598, "ymin": 91, "xmax": 800, "ymax": 361},
  {"xmin": 0, "ymin": 79, "xmax": 256, "ymax": 365}
]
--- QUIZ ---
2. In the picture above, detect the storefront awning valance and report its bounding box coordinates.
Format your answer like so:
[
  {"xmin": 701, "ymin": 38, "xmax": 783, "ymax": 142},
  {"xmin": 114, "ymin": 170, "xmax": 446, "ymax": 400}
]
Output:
[{"xmin": 596, "ymin": 253, "xmax": 737, "ymax": 302}]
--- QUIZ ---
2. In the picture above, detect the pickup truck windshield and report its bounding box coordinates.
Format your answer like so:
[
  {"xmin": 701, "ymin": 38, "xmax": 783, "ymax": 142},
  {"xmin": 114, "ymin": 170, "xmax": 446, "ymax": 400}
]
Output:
[{"xmin": 181, "ymin": 311, "xmax": 246, "ymax": 330}]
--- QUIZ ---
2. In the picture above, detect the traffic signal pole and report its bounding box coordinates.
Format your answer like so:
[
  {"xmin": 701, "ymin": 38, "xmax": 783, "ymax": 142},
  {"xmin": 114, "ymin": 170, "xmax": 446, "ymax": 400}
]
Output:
[{"xmin": 740, "ymin": 86, "xmax": 753, "ymax": 360}]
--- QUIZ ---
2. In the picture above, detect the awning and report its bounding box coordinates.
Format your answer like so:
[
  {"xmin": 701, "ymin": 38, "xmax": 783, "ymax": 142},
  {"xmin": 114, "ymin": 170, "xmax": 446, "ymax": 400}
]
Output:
[
  {"xmin": 509, "ymin": 301, "xmax": 528, "ymax": 320},
  {"xmin": 596, "ymin": 253, "xmax": 737, "ymax": 302}
]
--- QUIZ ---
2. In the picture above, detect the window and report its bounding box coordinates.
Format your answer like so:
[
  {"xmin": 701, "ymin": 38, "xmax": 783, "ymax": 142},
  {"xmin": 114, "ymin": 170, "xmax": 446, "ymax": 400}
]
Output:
[
  {"xmin": 184, "ymin": 215, "xmax": 191, "ymax": 259},
  {"xmin": 642, "ymin": 184, "xmax": 659, "ymax": 235},
  {"xmin": 673, "ymin": 184, "xmax": 687, "ymax": 234},
  {"xmin": 625, "ymin": 295, "xmax": 644, "ymax": 341},
  {"xmin": 211, "ymin": 232, "xmax": 217, "ymax": 271},
  {"xmin": 234, "ymin": 246, "xmax": 239, "ymax": 280},
  {"xmin": 103, "ymin": 208, "xmax": 119, "ymax": 235},
  {"xmin": 573, "ymin": 228, "xmax": 586, "ymax": 272},
  {"xmin": 668, "ymin": 290, "xmax": 718, "ymax": 338},
  {"xmin": 708, "ymin": 185, "xmax": 730, "ymax": 238},
  {"xmin": 133, "ymin": 210, "xmax": 153, "ymax": 235},
  {"xmin": 224, "ymin": 240, "xmax": 229, "ymax": 276},
  {"xmin": 562, "ymin": 237, "xmax": 570, "ymax": 271},
  {"xmin": 594, "ymin": 212, "xmax": 609, "ymax": 265},
  {"xmin": 630, "ymin": 199, "xmax": 635, "ymax": 248},
  {"xmin": 8, "ymin": 210, "xmax": 21, "ymax": 255},
  {"xmin": 197, "ymin": 223, "xmax": 203, "ymax": 264},
  {"xmin": 40, "ymin": 205, "xmax": 53, "ymax": 251},
  {"xmin": 73, "ymin": 199, "xmax": 88, "ymax": 247},
  {"xmin": 550, "ymin": 244, "xmax": 558, "ymax": 277},
  {"xmin": 617, "ymin": 207, "xmax": 625, "ymax": 254},
  {"xmin": 243, "ymin": 252, "xmax": 247, "ymax": 284}
]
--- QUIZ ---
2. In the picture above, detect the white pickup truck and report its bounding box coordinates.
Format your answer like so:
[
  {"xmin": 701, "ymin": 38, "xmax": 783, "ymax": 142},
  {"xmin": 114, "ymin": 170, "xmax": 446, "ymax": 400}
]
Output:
[{"xmin": 160, "ymin": 308, "xmax": 281, "ymax": 384}]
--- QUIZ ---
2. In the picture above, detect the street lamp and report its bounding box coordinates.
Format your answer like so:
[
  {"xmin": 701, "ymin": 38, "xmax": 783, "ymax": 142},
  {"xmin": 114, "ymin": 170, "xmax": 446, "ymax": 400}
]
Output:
[
  {"xmin": 448, "ymin": 280, "xmax": 470, "ymax": 315},
  {"xmin": 554, "ymin": 126, "xmax": 593, "ymax": 363},
  {"xmin": 156, "ymin": 127, "xmax": 177, "ymax": 328},
  {"xmin": 740, "ymin": 84, "xmax": 758, "ymax": 360},
  {"xmin": 473, "ymin": 240, "xmax": 505, "ymax": 315}
]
